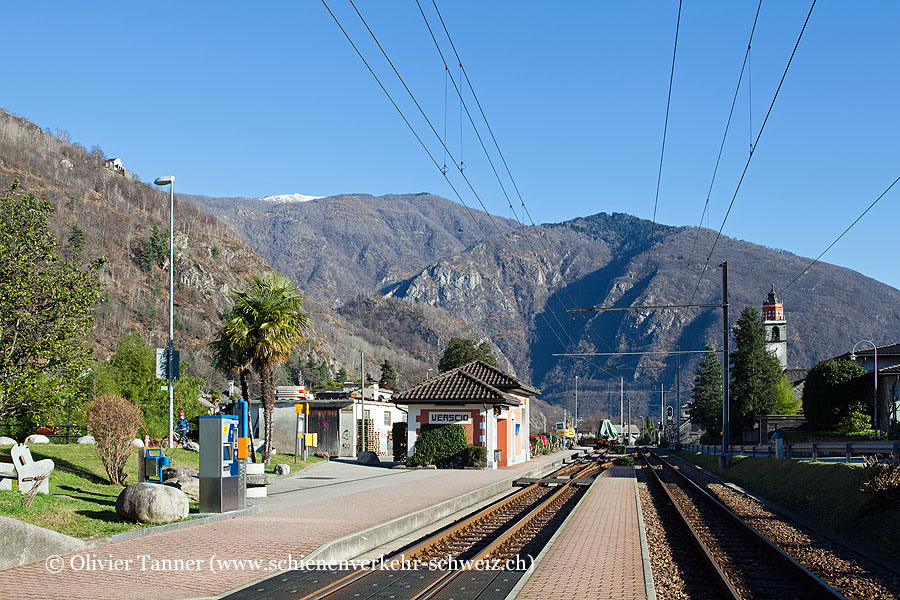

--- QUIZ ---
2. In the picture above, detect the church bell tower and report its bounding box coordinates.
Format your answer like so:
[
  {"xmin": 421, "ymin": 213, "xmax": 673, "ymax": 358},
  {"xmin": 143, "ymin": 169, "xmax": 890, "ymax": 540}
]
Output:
[{"xmin": 761, "ymin": 284, "xmax": 787, "ymax": 370}]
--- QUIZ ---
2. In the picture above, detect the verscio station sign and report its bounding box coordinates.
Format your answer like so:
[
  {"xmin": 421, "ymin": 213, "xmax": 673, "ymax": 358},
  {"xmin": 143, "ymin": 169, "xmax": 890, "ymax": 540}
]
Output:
[{"xmin": 428, "ymin": 412, "xmax": 472, "ymax": 425}]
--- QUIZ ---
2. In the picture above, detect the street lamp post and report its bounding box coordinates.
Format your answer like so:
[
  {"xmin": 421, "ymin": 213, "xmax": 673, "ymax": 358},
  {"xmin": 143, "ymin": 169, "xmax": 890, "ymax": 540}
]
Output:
[
  {"xmin": 574, "ymin": 375, "xmax": 578, "ymax": 440},
  {"xmin": 154, "ymin": 175, "xmax": 175, "ymax": 449},
  {"xmin": 851, "ymin": 340, "xmax": 879, "ymax": 439}
]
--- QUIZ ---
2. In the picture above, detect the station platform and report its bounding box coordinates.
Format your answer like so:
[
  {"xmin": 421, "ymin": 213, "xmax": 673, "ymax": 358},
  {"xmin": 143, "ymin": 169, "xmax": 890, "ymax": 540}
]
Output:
[
  {"xmin": 0, "ymin": 452, "xmax": 574, "ymax": 600},
  {"xmin": 513, "ymin": 465, "xmax": 650, "ymax": 600}
]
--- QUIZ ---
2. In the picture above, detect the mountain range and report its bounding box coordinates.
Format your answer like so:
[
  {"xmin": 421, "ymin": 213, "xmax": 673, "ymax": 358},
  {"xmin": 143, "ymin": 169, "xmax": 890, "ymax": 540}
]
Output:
[
  {"xmin": 4, "ymin": 105, "xmax": 899, "ymax": 423},
  {"xmin": 185, "ymin": 191, "xmax": 900, "ymax": 416}
]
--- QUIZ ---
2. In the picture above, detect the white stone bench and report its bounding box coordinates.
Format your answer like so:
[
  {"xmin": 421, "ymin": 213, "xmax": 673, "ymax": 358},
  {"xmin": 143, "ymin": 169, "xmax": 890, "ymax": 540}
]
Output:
[{"xmin": 0, "ymin": 444, "xmax": 54, "ymax": 494}]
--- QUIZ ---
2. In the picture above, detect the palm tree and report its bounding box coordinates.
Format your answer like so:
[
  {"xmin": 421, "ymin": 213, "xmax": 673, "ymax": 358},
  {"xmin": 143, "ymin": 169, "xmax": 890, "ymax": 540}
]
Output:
[
  {"xmin": 210, "ymin": 316, "xmax": 257, "ymax": 462},
  {"xmin": 219, "ymin": 273, "xmax": 310, "ymax": 463}
]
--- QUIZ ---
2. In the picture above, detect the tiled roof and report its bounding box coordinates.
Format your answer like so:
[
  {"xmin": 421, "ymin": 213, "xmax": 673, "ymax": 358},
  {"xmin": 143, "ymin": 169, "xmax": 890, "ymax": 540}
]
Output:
[
  {"xmin": 394, "ymin": 361, "xmax": 532, "ymax": 405},
  {"xmin": 832, "ymin": 342, "xmax": 900, "ymax": 361},
  {"xmin": 877, "ymin": 363, "xmax": 900, "ymax": 375},
  {"xmin": 457, "ymin": 361, "xmax": 540, "ymax": 396}
]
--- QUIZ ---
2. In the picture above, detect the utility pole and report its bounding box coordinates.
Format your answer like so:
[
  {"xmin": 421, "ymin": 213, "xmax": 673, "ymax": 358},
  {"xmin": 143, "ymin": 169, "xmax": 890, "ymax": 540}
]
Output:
[
  {"xmin": 721, "ymin": 261, "xmax": 731, "ymax": 469},
  {"xmin": 360, "ymin": 350, "xmax": 366, "ymax": 455},
  {"xmin": 676, "ymin": 345, "xmax": 681, "ymax": 450},
  {"xmin": 660, "ymin": 382, "xmax": 664, "ymax": 437},
  {"xmin": 620, "ymin": 377, "xmax": 624, "ymax": 446},
  {"xmin": 574, "ymin": 375, "xmax": 579, "ymax": 437},
  {"xmin": 628, "ymin": 392, "xmax": 632, "ymax": 446}
]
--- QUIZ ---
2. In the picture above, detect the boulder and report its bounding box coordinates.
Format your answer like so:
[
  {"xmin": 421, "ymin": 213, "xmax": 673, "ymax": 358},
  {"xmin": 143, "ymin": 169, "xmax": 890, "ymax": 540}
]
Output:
[
  {"xmin": 0, "ymin": 436, "xmax": 15, "ymax": 446},
  {"xmin": 314, "ymin": 451, "xmax": 330, "ymax": 459},
  {"xmin": 246, "ymin": 473, "xmax": 277, "ymax": 486},
  {"xmin": 274, "ymin": 464, "xmax": 290, "ymax": 476},
  {"xmin": 184, "ymin": 441, "xmax": 200, "ymax": 452},
  {"xmin": 116, "ymin": 482, "xmax": 189, "ymax": 523},
  {"xmin": 356, "ymin": 451, "xmax": 380, "ymax": 466},
  {"xmin": 131, "ymin": 438, "xmax": 144, "ymax": 448},
  {"xmin": 76, "ymin": 435, "xmax": 95, "ymax": 444},
  {"xmin": 162, "ymin": 466, "xmax": 197, "ymax": 481},
  {"xmin": 24, "ymin": 435, "xmax": 50, "ymax": 445},
  {"xmin": 163, "ymin": 476, "xmax": 199, "ymax": 502}
]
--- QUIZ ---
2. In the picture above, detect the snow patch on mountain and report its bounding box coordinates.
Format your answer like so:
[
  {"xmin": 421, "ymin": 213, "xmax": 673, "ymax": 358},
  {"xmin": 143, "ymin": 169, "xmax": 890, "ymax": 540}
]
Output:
[{"xmin": 261, "ymin": 193, "xmax": 323, "ymax": 203}]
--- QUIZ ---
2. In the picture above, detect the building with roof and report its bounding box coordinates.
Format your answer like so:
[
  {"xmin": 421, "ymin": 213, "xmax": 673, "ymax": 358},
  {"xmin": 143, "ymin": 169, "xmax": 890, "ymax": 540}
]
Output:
[
  {"xmin": 831, "ymin": 343, "xmax": 900, "ymax": 435},
  {"xmin": 393, "ymin": 360, "xmax": 539, "ymax": 469}
]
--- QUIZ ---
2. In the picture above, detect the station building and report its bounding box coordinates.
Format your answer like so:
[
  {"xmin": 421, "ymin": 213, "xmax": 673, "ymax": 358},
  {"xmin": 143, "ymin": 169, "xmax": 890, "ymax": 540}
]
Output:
[{"xmin": 394, "ymin": 361, "xmax": 539, "ymax": 469}]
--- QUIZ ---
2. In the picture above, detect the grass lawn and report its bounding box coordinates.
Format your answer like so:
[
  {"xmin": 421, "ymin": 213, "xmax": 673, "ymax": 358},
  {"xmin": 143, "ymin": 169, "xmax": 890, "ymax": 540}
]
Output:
[
  {"xmin": 0, "ymin": 443, "xmax": 321, "ymax": 539},
  {"xmin": 675, "ymin": 451, "xmax": 900, "ymax": 563}
]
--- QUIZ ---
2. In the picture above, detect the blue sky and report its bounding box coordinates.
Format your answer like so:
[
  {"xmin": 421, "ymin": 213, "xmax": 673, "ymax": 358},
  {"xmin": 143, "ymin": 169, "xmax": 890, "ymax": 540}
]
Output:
[{"xmin": 3, "ymin": 2, "xmax": 898, "ymax": 290}]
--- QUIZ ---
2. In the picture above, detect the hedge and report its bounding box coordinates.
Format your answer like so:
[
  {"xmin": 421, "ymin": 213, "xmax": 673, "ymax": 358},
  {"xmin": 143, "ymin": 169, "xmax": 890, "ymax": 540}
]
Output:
[{"xmin": 407, "ymin": 424, "xmax": 469, "ymax": 467}]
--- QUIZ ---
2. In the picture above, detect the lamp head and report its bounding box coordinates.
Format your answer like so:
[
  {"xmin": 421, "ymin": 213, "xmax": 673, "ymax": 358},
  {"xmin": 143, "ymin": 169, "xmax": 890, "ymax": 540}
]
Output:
[
  {"xmin": 154, "ymin": 176, "xmax": 175, "ymax": 186},
  {"xmin": 850, "ymin": 352, "xmax": 857, "ymax": 361}
]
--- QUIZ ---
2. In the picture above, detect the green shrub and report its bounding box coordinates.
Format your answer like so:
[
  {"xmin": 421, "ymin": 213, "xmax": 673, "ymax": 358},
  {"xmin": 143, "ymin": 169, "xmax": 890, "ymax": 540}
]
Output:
[
  {"xmin": 541, "ymin": 447, "xmax": 551, "ymax": 455},
  {"xmin": 464, "ymin": 445, "xmax": 487, "ymax": 468},
  {"xmin": 837, "ymin": 407, "xmax": 872, "ymax": 435},
  {"xmin": 614, "ymin": 455, "xmax": 634, "ymax": 466},
  {"xmin": 803, "ymin": 360, "xmax": 867, "ymax": 431},
  {"xmin": 392, "ymin": 422, "xmax": 408, "ymax": 462},
  {"xmin": 613, "ymin": 444, "xmax": 626, "ymax": 455},
  {"xmin": 406, "ymin": 424, "xmax": 469, "ymax": 468}
]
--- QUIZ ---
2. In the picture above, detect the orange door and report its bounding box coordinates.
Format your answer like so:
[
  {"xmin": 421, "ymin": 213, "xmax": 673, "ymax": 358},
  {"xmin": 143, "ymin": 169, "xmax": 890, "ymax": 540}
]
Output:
[{"xmin": 497, "ymin": 418, "xmax": 508, "ymax": 467}]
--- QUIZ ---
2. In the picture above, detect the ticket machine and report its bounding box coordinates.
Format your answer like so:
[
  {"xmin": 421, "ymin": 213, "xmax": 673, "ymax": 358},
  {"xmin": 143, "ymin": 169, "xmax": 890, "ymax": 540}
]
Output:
[{"xmin": 199, "ymin": 415, "xmax": 240, "ymax": 513}]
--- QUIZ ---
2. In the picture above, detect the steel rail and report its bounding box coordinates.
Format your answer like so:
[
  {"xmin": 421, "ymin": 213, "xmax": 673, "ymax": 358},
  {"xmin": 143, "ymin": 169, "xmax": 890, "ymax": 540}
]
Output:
[
  {"xmin": 296, "ymin": 449, "xmax": 604, "ymax": 600},
  {"xmin": 643, "ymin": 450, "xmax": 847, "ymax": 599},
  {"xmin": 409, "ymin": 451, "xmax": 608, "ymax": 600}
]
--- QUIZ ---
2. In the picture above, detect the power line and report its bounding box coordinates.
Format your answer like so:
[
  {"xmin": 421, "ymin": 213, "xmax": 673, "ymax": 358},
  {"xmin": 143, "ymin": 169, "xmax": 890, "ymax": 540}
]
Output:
[
  {"xmin": 646, "ymin": 0, "xmax": 683, "ymax": 272},
  {"xmin": 324, "ymin": 0, "xmax": 577, "ymax": 353},
  {"xmin": 680, "ymin": 0, "xmax": 762, "ymax": 290},
  {"xmin": 416, "ymin": 0, "xmax": 628, "ymax": 381},
  {"xmin": 779, "ymin": 173, "xmax": 900, "ymax": 294},
  {"xmin": 423, "ymin": 0, "xmax": 637, "ymax": 386},
  {"xmin": 687, "ymin": 0, "xmax": 816, "ymax": 308}
]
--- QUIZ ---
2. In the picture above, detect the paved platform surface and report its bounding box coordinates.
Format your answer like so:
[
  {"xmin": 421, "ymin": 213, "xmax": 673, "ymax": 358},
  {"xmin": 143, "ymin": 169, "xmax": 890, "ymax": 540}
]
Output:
[
  {"xmin": 515, "ymin": 465, "xmax": 647, "ymax": 600},
  {"xmin": 0, "ymin": 453, "xmax": 568, "ymax": 600}
]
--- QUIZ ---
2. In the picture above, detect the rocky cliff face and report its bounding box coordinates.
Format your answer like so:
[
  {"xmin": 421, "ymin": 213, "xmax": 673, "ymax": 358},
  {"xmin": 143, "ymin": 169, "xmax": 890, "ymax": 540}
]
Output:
[{"xmin": 184, "ymin": 192, "xmax": 520, "ymax": 307}]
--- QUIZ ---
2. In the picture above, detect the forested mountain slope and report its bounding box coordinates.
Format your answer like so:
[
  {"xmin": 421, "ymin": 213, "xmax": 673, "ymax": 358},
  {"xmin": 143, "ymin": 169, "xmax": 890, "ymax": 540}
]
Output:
[{"xmin": 193, "ymin": 191, "xmax": 900, "ymax": 415}]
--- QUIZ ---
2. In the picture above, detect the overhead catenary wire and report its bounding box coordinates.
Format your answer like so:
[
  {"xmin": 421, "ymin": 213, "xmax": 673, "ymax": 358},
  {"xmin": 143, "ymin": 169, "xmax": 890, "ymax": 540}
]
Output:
[
  {"xmin": 412, "ymin": 0, "xmax": 600, "ymax": 357},
  {"xmin": 645, "ymin": 0, "xmax": 683, "ymax": 273},
  {"xmin": 323, "ymin": 0, "xmax": 577, "ymax": 353},
  {"xmin": 687, "ymin": 0, "xmax": 816, "ymax": 308},
  {"xmin": 419, "ymin": 0, "xmax": 627, "ymax": 385},
  {"xmin": 779, "ymin": 173, "xmax": 900, "ymax": 294},
  {"xmin": 351, "ymin": 0, "xmax": 579, "ymax": 351},
  {"xmin": 679, "ymin": 0, "xmax": 762, "ymax": 292}
]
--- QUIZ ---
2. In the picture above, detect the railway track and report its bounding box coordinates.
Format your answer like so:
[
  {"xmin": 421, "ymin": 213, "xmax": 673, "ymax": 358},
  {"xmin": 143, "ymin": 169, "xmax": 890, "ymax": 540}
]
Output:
[
  {"xmin": 640, "ymin": 449, "xmax": 846, "ymax": 600},
  {"xmin": 293, "ymin": 449, "xmax": 609, "ymax": 600}
]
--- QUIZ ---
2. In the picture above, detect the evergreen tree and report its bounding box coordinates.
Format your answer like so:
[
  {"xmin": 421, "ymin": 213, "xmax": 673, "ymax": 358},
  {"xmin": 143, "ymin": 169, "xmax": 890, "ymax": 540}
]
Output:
[
  {"xmin": 315, "ymin": 360, "xmax": 331, "ymax": 386},
  {"xmin": 690, "ymin": 343, "xmax": 723, "ymax": 438},
  {"xmin": 438, "ymin": 337, "xmax": 498, "ymax": 372},
  {"xmin": 336, "ymin": 366, "xmax": 348, "ymax": 383},
  {"xmin": 379, "ymin": 359, "xmax": 397, "ymax": 389},
  {"xmin": 141, "ymin": 224, "xmax": 166, "ymax": 271},
  {"xmin": 67, "ymin": 222, "xmax": 85, "ymax": 256},
  {"xmin": 729, "ymin": 306, "xmax": 782, "ymax": 439}
]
